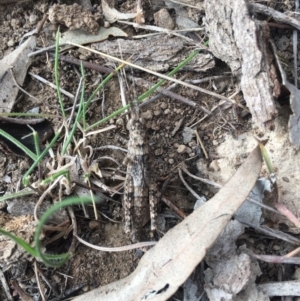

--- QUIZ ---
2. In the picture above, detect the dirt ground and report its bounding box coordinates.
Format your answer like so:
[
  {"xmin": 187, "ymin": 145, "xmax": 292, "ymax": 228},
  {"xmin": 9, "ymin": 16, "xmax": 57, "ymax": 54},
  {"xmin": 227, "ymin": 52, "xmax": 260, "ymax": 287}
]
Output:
[{"xmin": 0, "ymin": 0, "xmax": 299, "ymax": 301}]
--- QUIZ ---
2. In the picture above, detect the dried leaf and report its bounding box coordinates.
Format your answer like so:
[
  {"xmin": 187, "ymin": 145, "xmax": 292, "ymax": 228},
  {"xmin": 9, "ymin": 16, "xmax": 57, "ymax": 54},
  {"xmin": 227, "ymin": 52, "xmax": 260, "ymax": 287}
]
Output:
[
  {"xmin": 60, "ymin": 27, "xmax": 127, "ymax": 50},
  {"xmin": 102, "ymin": 0, "xmax": 137, "ymax": 23},
  {"xmin": 0, "ymin": 36, "xmax": 36, "ymax": 113},
  {"xmin": 72, "ymin": 145, "xmax": 262, "ymax": 301}
]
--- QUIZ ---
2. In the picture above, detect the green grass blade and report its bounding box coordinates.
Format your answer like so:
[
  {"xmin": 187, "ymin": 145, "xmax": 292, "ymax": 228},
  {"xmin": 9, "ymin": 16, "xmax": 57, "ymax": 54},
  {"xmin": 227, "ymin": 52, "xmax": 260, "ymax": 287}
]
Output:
[
  {"xmin": 0, "ymin": 129, "xmax": 37, "ymax": 160},
  {"xmin": 35, "ymin": 196, "xmax": 96, "ymax": 267},
  {"xmin": 138, "ymin": 49, "xmax": 200, "ymax": 100},
  {"xmin": 55, "ymin": 28, "xmax": 65, "ymax": 118},
  {"xmin": 27, "ymin": 125, "xmax": 41, "ymax": 157},
  {"xmin": 0, "ymin": 189, "xmax": 35, "ymax": 202},
  {"xmin": 259, "ymin": 142, "xmax": 274, "ymax": 174},
  {"xmin": 81, "ymin": 62, "xmax": 127, "ymax": 120},
  {"xmin": 80, "ymin": 62, "xmax": 87, "ymax": 130},
  {"xmin": 0, "ymin": 228, "xmax": 38, "ymax": 257},
  {"xmin": 62, "ymin": 89, "xmax": 84, "ymax": 155},
  {"xmin": 85, "ymin": 49, "xmax": 200, "ymax": 131},
  {"xmin": 40, "ymin": 169, "xmax": 69, "ymax": 185},
  {"xmin": 22, "ymin": 126, "xmax": 63, "ymax": 186}
]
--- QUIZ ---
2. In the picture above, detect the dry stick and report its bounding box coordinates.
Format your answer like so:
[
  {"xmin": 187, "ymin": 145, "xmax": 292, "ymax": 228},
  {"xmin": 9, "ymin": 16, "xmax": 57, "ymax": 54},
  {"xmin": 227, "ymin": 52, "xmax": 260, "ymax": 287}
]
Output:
[
  {"xmin": 43, "ymin": 223, "xmax": 71, "ymax": 246},
  {"xmin": 268, "ymin": 22, "xmax": 293, "ymax": 29},
  {"xmin": 34, "ymin": 177, "xmax": 62, "ymax": 222},
  {"xmin": 187, "ymin": 75, "xmax": 231, "ymax": 84},
  {"xmin": 10, "ymin": 68, "xmax": 39, "ymax": 102},
  {"xmin": 68, "ymin": 76, "xmax": 83, "ymax": 127},
  {"xmin": 10, "ymin": 280, "xmax": 34, "ymax": 301},
  {"xmin": 47, "ymin": 52, "xmax": 114, "ymax": 74},
  {"xmin": 99, "ymin": 210, "xmax": 122, "ymax": 224},
  {"xmin": 75, "ymin": 235, "xmax": 157, "ymax": 252},
  {"xmin": 19, "ymin": 13, "xmax": 48, "ymax": 45},
  {"xmin": 194, "ymin": 129, "xmax": 208, "ymax": 159},
  {"xmin": 93, "ymin": 145, "xmax": 128, "ymax": 153},
  {"xmin": 34, "ymin": 262, "xmax": 47, "ymax": 301},
  {"xmin": 161, "ymin": 196, "xmax": 187, "ymax": 220},
  {"xmin": 242, "ymin": 220, "xmax": 300, "ymax": 245},
  {"xmin": 68, "ymin": 42, "xmax": 244, "ymax": 108},
  {"xmin": 0, "ymin": 269, "xmax": 13, "ymax": 301},
  {"xmin": 178, "ymin": 168, "xmax": 204, "ymax": 203},
  {"xmin": 35, "ymin": 262, "xmax": 60, "ymax": 297},
  {"xmin": 190, "ymin": 88, "xmax": 241, "ymax": 128},
  {"xmin": 248, "ymin": 3, "xmax": 300, "ymax": 31},
  {"xmin": 29, "ymin": 72, "xmax": 74, "ymax": 99},
  {"xmin": 140, "ymin": 76, "xmax": 187, "ymax": 107},
  {"xmin": 35, "ymin": 13, "xmax": 48, "ymax": 35},
  {"xmin": 28, "ymin": 44, "xmax": 62, "ymax": 57},
  {"xmin": 85, "ymin": 124, "xmax": 116, "ymax": 137},
  {"xmin": 118, "ymin": 20, "xmax": 201, "ymax": 44},
  {"xmin": 131, "ymin": 76, "xmax": 211, "ymax": 115},
  {"xmin": 133, "ymin": 27, "xmax": 205, "ymax": 39},
  {"xmin": 168, "ymin": 0, "xmax": 199, "ymax": 9},
  {"xmin": 136, "ymin": 0, "xmax": 144, "ymax": 24},
  {"xmin": 67, "ymin": 206, "xmax": 78, "ymax": 254},
  {"xmin": 181, "ymin": 165, "xmax": 222, "ymax": 188},
  {"xmin": 40, "ymin": 222, "xmax": 69, "ymax": 232},
  {"xmin": 0, "ymin": 116, "xmax": 47, "ymax": 124},
  {"xmin": 284, "ymin": 246, "xmax": 300, "ymax": 258}
]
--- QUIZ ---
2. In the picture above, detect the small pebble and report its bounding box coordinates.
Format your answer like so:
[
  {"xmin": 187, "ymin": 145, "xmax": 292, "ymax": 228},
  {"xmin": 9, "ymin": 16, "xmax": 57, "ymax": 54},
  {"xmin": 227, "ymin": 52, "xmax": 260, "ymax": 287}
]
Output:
[
  {"xmin": 212, "ymin": 140, "xmax": 218, "ymax": 146},
  {"xmin": 151, "ymin": 124, "xmax": 160, "ymax": 131},
  {"xmin": 115, "ymin": 118, "xmax": 124, "ymax": 127},
  {"xmin": 154, "ymin": 148, "xmax": 163, "ymax": 156},
  {"xmin": 256, "ymin": 243, "xmax": 265, "ymax": 251},
  {"xmin": 7, "ymin": 39, "xmax": 14, "ymax": 47},
  {"xmin": 185, "ymin": 147, "xmax": 192, "ymax": 154},
  {"xmin": 89, "ymin": 221, "xmax": 101, "ymax": 230},
  {"xmin": 177, "ymin": 145, "xmax": 186, "ymax": 153},
  {"xmin": 141, "ymin": 110, "xmax": 153, "ymax": 120},
  {"xmin": 209, "ymin": 160, "xmax": 220, "ymax": 171},
  {"xmin": 273, "ymin": 245, "xmax": 281, "ymax": 251},
  {"xmin": 168, "ymin": 158, "xmax": 174, "ymax": 164},
  {"xmin": 153, "ymin": 109, "xmax": 161, "ymax": 116},
  {"xmin": 189, "ymin": 141, "xmax": 197, "ymax": 147},
  {"xmin": 11, "ymin": 18, "xmax": 20, "ymax": 30},
  {"xmin": 164, "ymin": 108, "xmax": 171, "ymax": 115},
  {"xmin": 282, "ymin": 176, "xmax": 289, "ymax": 182},
  {"xmin": 29, "ymin": 14, "xmax": 38, "ymax": 25},
  {"xmin": 154, "ymin": 8, "xmax": 175, "ymax": 30},
  {"xmin": 160, "ymin": 102, "xmax": 168, "ymax": 109}
]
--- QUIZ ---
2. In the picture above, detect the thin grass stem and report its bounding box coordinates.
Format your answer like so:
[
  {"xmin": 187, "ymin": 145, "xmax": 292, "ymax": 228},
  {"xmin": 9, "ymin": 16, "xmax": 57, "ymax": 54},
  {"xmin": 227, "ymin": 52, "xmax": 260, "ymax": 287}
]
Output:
[
  {"xmin": 55, "ymin": 28, "xmax": 65, "ymax": 118},
  {"xmin": 22, "ymin": 126, "xmax": 63, "ymax": 186}
]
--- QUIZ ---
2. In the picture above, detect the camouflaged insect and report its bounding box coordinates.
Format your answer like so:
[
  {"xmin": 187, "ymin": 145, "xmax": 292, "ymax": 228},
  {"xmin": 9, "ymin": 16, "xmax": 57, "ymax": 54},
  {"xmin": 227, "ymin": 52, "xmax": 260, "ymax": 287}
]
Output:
[{"xmin": 123, "ymin": 105, "xmax": 160, "ymax": 242}]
